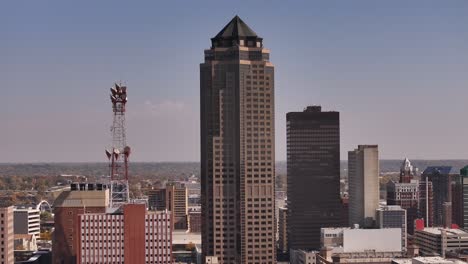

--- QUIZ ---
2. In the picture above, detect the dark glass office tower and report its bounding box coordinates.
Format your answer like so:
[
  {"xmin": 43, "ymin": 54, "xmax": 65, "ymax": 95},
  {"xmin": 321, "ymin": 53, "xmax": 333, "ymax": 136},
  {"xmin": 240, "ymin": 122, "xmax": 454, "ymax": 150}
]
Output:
[
  {"xmin": 422, "ymin": 166, "xmax": 453, "ymax": 227},
  {"xmin": 200, "ymin": 16, "xmax": 276, "ymax": 264},
  {"xmin": 286, "ymin": 106, "xmax": 342, "ymax": 250}
]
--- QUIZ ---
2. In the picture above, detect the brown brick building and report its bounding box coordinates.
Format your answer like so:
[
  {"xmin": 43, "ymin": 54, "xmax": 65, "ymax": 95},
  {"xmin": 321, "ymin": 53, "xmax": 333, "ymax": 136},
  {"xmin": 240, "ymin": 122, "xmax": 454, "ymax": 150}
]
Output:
[
  {"xmin": 148, "ymin": 182, "xmax": 188, "ymax": 230},
  {"xmin": 0, "ymin": 205, "xmax": 14, "ymax": 264},
  {"xmin": 76, "ymin": 204, "xmax": 172, "ymax": 264},
  {"xmin": 200, "ymin": 16, "xmax": 276, "ymax": 263},
  {"xmin": 52, "ymin": 184, "xmax": 109, "ymax": 264}
]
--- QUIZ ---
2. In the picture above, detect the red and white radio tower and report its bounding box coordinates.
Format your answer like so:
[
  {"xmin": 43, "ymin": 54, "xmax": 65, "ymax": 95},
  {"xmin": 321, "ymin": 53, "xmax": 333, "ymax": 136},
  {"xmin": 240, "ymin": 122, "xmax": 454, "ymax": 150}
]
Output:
[{"xmin": 106, "ymin": 83, "xmax": 131, "ymax": 208}]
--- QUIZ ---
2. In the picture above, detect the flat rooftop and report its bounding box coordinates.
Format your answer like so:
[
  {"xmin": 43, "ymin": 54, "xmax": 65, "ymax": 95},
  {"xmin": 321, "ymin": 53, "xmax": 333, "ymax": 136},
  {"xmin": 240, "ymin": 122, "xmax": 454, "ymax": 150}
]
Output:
[
  {"xmin": 412, "ymin": 256, "xmax": 467, "ymax": 263},
  {"xmin": 420, "ymin": 228, "xmax": 468, "ymax": 236},
  {"xmin": 172, "ymin": 231, "xmax": 201, "ymax": 245}
]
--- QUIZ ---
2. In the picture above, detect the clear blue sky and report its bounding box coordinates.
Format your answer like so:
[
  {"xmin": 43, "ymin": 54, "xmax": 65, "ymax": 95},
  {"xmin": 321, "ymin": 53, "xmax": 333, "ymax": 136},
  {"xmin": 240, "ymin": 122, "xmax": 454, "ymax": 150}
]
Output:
[{"xmin": 2, "ymin": 1, "xmax": 467, "ymax": 162}]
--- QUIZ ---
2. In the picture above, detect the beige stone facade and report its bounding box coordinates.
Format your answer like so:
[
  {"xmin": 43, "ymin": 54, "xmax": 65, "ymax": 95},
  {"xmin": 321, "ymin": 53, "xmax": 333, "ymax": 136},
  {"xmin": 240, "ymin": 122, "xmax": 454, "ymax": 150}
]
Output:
[{"xmin": 200, "ymin": 16, "xmax": 276, "ymax": 264}]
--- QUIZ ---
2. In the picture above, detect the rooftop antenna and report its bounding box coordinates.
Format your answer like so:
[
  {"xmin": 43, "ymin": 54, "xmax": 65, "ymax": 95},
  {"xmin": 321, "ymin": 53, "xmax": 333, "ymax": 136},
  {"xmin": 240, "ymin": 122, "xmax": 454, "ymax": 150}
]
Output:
[{"xmin": 107, "ymin": 82, "xmax": 131, "ymax": 208}]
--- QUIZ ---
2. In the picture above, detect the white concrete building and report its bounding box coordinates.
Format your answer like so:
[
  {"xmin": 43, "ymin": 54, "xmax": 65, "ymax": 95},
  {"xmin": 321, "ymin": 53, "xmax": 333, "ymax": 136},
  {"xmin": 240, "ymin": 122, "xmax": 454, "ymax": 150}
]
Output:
[
  {"xmin": 321, "ymin": 227, "xmax": 402, "ymax": 253},
  {"xmin": 377, "ymin": 205, "xmax": 407, "ymax": 251},
  {"xmin": 14, "ymin": 207, "xmax": 41, "ymax": 238}
]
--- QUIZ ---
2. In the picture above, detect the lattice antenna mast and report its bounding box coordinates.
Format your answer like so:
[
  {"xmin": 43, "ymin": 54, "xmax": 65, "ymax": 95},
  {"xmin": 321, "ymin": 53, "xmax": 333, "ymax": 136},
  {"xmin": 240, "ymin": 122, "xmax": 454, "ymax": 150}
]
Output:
[{"xmin": 106, "ymin": 83, "xmax": 131, "ymax": 208}]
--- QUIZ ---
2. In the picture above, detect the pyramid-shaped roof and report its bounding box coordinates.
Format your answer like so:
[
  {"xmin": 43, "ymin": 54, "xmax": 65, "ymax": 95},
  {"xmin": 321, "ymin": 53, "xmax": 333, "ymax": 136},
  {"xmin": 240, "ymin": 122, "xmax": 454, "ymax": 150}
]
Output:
[{"xmin": 214, "ymin": 16, "xmax": 258, "ymax": 39}]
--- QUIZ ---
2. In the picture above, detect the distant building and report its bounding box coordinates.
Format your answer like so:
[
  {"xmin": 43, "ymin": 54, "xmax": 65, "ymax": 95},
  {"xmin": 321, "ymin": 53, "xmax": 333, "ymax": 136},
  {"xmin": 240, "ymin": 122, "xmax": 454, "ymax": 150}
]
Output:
[
  {"xmin": 341, "ymin": 197, "xmax": 349, "ymax": 227},
  {"xmin": 414, "ymin": 227, "xmax": 468, "ymax": 257},
  {"xmin": 14, "ymin": 249, "xmax": 52, "ymax": 264},
  {"xmin": 148, "ymin": 183, "xmax": 189, "ymax": 230},
  {"xmin": 387, "ymin": 180, "xmax": 419, "ymax": 234},
  {"xmin": 460, "ymin": 166, "xmax": 468, "ymax": 228},
  {"xmin": 278, "ymin": 207, "xmax": 288, "ymax": 254},
  {"xmin": 188, "ymin": 194, "xmax": 201, "ymax": 206},
  {"xmin": 451, "ymin": 174, "xmax": 463, "ymax": 228},
  {"xmin": 148, "ymin": 188, "xmax": 167, "ymax": 210},
  {"xmin": 188, "ymin": 211, "xmax": 202, "ymax": 233},
  {"xmin": 419, "ymin": 179, "xmax": 434, "ymax": 227},
  {"xmin": 392, "ymin": 256, "xmax": 467, "ymax": 264},
  {"xmin": 52, "ymin": 183, "xmax": 109, "ymax": 264},
  {"xmin": 348, "ymin": 145, "xmax": 380, "ymax": 228},
  {"xmin": 166, "ymin": 182, "xmax": 188, "ymax": 230},
  {"xmin": 0, "ymin": 206, "xmax": 14, "ymax": 264},
  {"xmin": 14, "ymin": 207, "xmax": 40, "ymax": 238},
  {"xmin": 14, "ymin": 234, "xmax": 37, "ymax": 251},
  {"xmin": 172, "ymin": 230, "xmax": 201, "ymax": 264},
  {"xmin": 422, "ymin": 167, "xmax": 454, "ymax": 227},
  {"xmin": 376, "ymin": 205, "xmax": 407, "ymax": 251},
  {"xmin": 77, "ymin": 204, "xmax": 172, "ymax": 264},
  {"xmin": 321, "ymin": 227, "xmax": 402, "ymax": 253},
  {"xmin": 400, "ymin": 158, "xmax": 418, "ymax": 183},
  {"xmin": 290, "ymin": 249, "xmax": 318, "ymax": 264},
  {"xmin": 327, "ymin": 251, "xmax": 403, "ymax": 264},
  {"xmin": 287, "ymin": 106, "xmax": 342, "ymax": 250}
]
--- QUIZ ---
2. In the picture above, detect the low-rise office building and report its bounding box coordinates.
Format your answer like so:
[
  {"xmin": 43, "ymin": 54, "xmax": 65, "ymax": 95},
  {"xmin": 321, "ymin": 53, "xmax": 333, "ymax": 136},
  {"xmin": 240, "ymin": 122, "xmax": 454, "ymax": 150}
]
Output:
[
  {"xmin": 321, "ymin": 227, "xmax": 402, "ymax": 253},
  {"xmin": 14, "ymin": 207, "xmax": 41, "ymax": 238}
]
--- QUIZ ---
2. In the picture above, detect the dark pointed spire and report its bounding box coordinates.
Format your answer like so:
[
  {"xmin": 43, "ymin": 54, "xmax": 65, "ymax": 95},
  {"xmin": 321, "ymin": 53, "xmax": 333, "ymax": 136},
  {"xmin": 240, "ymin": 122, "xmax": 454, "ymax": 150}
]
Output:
[
  {"xmin": 214, "ymin": 15, "xmax": 258, "ymax": 39},
  {"xmin": 211, "ymin": 16, "xmax": 262, "ymax": 48}
]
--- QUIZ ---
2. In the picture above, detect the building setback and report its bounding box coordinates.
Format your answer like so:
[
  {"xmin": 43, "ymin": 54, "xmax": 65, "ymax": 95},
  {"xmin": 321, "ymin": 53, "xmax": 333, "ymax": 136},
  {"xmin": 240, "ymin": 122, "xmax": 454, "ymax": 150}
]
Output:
[
  {"xmin": 287, "ymin": 106, "xmax": 342, "ymax": 250},
  {"xmin": 0, "ymin": 206, "xmax": 14, "ymax": 264},
  {"xmin": 348, "ymin": 145, "xmax": 380, "ymax": 228},
  {"xmin": 200, "ymin": 16, "xmax": 276, "ymax": 264},
  {"xmin": 77, "ymin": 204, "xmax": 172, "ymax": 264}
]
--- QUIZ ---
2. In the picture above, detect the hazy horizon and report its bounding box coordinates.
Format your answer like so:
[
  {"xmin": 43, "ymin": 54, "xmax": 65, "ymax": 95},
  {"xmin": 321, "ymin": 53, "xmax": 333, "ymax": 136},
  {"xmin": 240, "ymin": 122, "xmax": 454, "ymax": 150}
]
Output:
[{"xmin": 3, "ymin": 1, "xmax": 468, "ymax": 162}]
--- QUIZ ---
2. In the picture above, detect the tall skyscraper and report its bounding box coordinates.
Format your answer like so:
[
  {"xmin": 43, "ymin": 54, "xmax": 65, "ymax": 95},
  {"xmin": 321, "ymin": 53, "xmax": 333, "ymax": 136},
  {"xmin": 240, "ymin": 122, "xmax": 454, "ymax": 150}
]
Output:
[
  {"xmin": 286, "ymin": 106, "xmax": 342, "ymax": 250},
  {"xmin": 459, "ymin": 166, "xmax": 468, "ymax": 228},
  {"xmin": 200, "ymin": 16, "xmax": 276, "ymax": 264},
  {"xmin": 422, "ymin": 166, "xmax": 453, "ymax": 227},
  {"xmin": 348, "ymin": 145, "xmax": 379, "ymax": 228}
]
